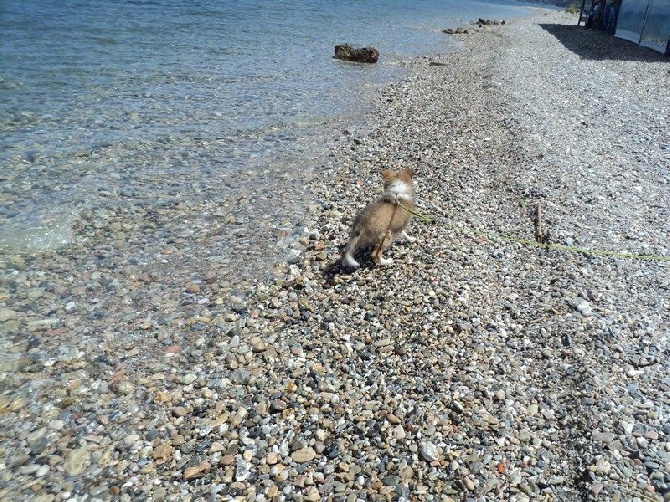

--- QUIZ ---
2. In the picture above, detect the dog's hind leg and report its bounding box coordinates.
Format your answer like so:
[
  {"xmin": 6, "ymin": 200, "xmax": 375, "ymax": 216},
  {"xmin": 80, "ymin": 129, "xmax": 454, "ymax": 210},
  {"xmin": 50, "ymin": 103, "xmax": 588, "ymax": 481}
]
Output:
[
  {"xmin": 371, "ymin": 230, "xmax": 394, "ymax": 266},
  {"xmin": 341, "ymin": 232, "xmax": 362, "ymax": 268}
]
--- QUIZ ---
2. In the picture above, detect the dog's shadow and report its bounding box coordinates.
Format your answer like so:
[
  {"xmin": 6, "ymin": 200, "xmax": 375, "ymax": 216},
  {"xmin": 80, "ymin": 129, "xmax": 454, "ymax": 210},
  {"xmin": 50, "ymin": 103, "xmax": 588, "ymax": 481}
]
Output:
[{"xmin": 321, "ymin": 246, "xmax": 387, "ymax": 284}]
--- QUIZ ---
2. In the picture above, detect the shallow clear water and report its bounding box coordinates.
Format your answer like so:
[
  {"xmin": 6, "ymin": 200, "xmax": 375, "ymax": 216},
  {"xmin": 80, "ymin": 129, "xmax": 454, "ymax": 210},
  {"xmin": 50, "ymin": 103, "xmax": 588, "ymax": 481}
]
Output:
[{"xmin": 1, "ymin": 0, "xmax": 536, "ymax": 255}]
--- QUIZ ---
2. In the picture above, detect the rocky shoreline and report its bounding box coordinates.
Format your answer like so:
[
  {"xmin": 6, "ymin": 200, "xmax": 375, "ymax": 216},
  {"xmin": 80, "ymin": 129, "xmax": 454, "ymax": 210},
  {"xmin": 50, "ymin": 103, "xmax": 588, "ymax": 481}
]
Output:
[{"xmin": 1, "ymin": 9, "xmax": 669, "ymax": 502}]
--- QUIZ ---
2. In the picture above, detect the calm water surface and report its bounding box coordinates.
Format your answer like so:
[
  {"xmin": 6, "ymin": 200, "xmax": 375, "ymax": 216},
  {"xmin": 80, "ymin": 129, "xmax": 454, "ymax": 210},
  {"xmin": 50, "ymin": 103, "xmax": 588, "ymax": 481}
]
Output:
[{"xmin": 1, "ymin": 0, "xmax": 536, "ymax": 256}]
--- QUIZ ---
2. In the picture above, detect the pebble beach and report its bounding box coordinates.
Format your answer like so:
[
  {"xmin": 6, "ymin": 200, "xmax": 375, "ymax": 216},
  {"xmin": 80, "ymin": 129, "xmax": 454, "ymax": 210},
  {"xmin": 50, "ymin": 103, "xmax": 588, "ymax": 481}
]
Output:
[{"xmin": 1, "ymin": 8, "xmax": 669, "ymax": 502}]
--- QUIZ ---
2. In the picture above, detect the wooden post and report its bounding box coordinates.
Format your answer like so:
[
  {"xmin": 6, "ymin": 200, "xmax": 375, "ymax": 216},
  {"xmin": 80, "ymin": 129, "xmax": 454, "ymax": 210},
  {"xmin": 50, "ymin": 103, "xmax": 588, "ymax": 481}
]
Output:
[{"xmin": 578, "ymin": 0, "xmax": 589, "ymax": 25}]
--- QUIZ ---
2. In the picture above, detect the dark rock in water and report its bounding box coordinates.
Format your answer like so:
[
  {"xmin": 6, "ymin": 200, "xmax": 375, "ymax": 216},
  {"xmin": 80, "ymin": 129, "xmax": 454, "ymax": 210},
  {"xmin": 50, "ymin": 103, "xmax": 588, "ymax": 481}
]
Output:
[
  {"xmin": 334, "ymin": 44, "xmax": 379, "ymax": 63},
  {"xmin": 442, "ymin": 28, "xmax": 470, "ymax": 35},
  {"xmin": 477, "ymin": 18, "xmax": 506, "ymax": 26}
]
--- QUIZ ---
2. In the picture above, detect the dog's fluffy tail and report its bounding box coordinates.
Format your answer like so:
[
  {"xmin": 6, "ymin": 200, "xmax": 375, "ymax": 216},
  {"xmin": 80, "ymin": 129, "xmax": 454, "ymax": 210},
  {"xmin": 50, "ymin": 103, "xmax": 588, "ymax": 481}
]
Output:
[{"xmin": 341, "ymin": 231, "xmax": 361, "ymax": 268}]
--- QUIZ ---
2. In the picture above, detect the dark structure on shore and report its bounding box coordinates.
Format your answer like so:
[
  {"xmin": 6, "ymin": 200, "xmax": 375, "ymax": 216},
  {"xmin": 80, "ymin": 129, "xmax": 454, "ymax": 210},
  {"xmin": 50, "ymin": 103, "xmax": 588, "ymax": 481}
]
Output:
[
  {"xmin": 579, "ymin": 0, "xmax": 669, "ymax": 54},
  {"xmin": 615, "ymin": 0, "xmax": 669, "ymax": 53}
]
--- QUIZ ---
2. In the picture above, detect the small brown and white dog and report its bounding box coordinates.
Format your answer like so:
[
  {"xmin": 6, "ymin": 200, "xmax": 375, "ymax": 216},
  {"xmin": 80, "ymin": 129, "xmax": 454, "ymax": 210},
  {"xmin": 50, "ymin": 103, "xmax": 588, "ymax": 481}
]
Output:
[{"xmin": 341, "ymin": 168, "xmax": 416, "ymax": 268}]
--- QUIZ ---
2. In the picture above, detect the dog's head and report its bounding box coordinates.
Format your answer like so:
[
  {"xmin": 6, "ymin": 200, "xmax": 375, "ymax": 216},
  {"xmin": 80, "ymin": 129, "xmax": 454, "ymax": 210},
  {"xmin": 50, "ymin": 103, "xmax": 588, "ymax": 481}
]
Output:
[{"xmin": 381, "ymin": 168, "xmax": 414, "ymax": 194}]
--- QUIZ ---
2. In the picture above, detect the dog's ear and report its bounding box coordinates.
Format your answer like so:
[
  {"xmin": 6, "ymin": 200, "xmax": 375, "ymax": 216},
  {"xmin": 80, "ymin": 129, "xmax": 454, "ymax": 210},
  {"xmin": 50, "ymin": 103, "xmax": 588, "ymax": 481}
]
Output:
[
  {"xmin": 381, "ymin": 169, "xmax": 396, "ymax": 183},
  {"xmin": 398, "ymin": 168, "xmax": 414, "ymax": 181}
]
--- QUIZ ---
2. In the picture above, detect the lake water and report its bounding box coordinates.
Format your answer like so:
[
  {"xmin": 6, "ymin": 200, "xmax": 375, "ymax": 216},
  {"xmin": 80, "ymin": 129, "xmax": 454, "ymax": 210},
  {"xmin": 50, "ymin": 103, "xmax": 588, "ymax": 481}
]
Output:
[{"xmin": 1, "ymin": 0, "xmax": 537, "ymax": 259}]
